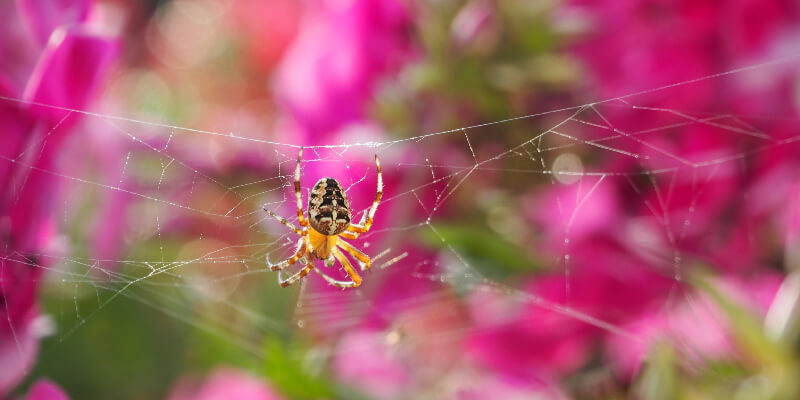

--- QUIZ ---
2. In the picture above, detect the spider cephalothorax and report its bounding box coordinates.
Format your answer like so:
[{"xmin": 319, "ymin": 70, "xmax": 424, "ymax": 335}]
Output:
[{"xmin": 263, "ymin": 148, "xmax": 382, "ymax": 288}]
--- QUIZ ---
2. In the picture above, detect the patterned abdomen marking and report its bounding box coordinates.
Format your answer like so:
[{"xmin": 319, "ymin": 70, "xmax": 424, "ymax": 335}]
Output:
[{"xmin": 308, "ymin": 178, "xmax": 351, "ymax": 236}]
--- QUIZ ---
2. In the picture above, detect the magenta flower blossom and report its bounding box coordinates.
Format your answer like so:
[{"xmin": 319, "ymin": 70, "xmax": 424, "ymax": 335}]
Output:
[
  {"xmin": 0, "ymin": 262, "xmax": 40, "ymax": 396},
  {"xmin": 166, "ymin": 368, "xmax": 284, "ymax": 400},
  {"xmin": 3, "ymin": 3, "xmax": 117, "ymax": 255},
  {"xmin": 227, "ymin": 0, "xmax": 301, "ymax": 72},
  {"xmin": 605, "ymin": 274, "xmax": 781, "ymax": 378},
  {"xmin": 466, "ymin": 238, "xmax": 674, "ymax": 380},
  {"xmin": 449, "ymin": 373, "xmax": 568, "ymax": 400},
  {"xmin": 556, "ymin": 0, "xmax": 800, "ymax": 278},
  {"xmin": 15, "ymin": 0, "xmax": 91, "ymax": 46},
  {"xmin": 331, "ymin": 286, "xmax": 469, "ymax": 398},
  {"xmin": 333, "ymin": 329, "xmax": 411, "ymax": 400},
  {"xmin": 274, "ymin": 0, "xmax": 414, "ymax": 142},
  {"xmin": 21, "ymin": 379, "xmax": 70, "ymax": 400},
  {"xmin": 564, "ymin": 0, "xmax": 799, "ymax": 102},
  {"xmin": 526, "ymin": 176, "xmax": 620, "ymax": 247},
  {"xmin": 0, "ymin": 0, "xmax": 117, "ymax": 396},
  {"xmin": 462, "ymin": 0, "xmax": 800, "ymax": 384}
]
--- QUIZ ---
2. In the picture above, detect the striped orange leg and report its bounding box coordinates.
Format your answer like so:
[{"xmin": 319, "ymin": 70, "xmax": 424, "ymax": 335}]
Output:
[
  {"xmin": 340, "ymin": 231, "xmax": 357, "ymax": 240},
  {"xmin": 295, "ymin": 147, "xmax": 309, "ymax": 227},
  {"xmin": 269, "ymin": 238, "xmax": 306, "ymax": 271},
  {"xmin": 278, "ymin": 241, "xmax": 314, "ymax": 287},
  {"xmin": 278, "ymin": 263, "xmax": 314, "ymax": 287},
  {"xmin": 346, "ymin": 154, "xmax": 382, "ymax": 237},
  {"xmin": 337, "ymin": 239, "xmax": 371, "ymax": 271},
  {"xmin": 263, "ymin": 208, "xmax": 306, "ymax": 236},
  {"xmin": 317, "ymin": 248, "xmax": 361, "ymax": 288},
  {"xmin": 276, "ymin": 236, "xmax": 313, "ymax": 287}
]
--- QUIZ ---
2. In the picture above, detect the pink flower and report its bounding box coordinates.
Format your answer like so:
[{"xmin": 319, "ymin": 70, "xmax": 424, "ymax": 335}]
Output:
[
  {"xmin": 15, "ymin": 0, "xmax": 91, "ymax": 45},
  {"xmin": 166, "ymin": 368, "xmax": 284, "ymax": 400},
  {"xmin": 0, "ymin": 285, "xmax": 39, "ymax": 396},
  {"xmin": 563, "ymin": 0, "xmax": 799, "ymax": 103},
  {"xmin": 606, "ymin": 275, "xmax": 781, "ymax": 378},
  {"xmin": 24, "ymin": 26, "xmax": 118, "ymax": 125},
  {"xmin": 3, "ymin": 3, "xmax": 118, "ymax": 255},
  {"xmin": 21, "ymin": 379, "xmax": 70, "ymax": 400},
  {"xmin": 0, "ymin": 0, "xmax": 117, "ymax": 395},
  {"xmin": 449, "ymin": 373, "xmax": 568, "ymax": 400},
  {"xmin": 466, "ymin": 239, "xmax": 674, "ymax": 380},
  {"xmin": 331, "ymin": 286, "xmax": 469, "ymax": 398},
  {"xmin": 333, "ymin": 329, "xmax": 411, "ymax": 400},
  {"xmin": 274, "ymin": 0, "xmax": 414, "ymax": 142},
  {"xmin": 507, "ymin": 3, "xmax": 800, "ymax": 384},
  {"xmin": 227, "ymin": 0, "xmax": 301, "ymax": 72},
  {"xmin": 526, "ymin": 175, "xmax": 620, "ymax": 247}
]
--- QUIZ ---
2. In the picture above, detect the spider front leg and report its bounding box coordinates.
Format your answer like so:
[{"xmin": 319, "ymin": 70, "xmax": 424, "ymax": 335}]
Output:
[
  {"xmin": 263, "ymin": 207, "xmax": 306, "ymax": 236},
  {"xmin": 346, "ymin": 154, "xmax": 383, "ymax": 236},
  {"xmin": 294, "ymin": 147, "xmax": 309, "ymax": 227},
  {"xmin": 268, "ymin": 238, "xmax": 306, "ymax": 271}
]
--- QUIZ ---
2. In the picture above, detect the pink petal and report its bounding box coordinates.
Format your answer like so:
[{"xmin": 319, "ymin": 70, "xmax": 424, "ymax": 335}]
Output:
[
  {"xmin": 605, "ymin": 275, "xmax": 782, "ymax": 379},
  {"xmin": 24, "ymin": 26, "xmax": 118, "ymax": 125},
  {"xmin": 0, "ymin": 321, "xmax": 39, "ymax": 396},
  {"xmin": 0, "ymin": 2, "xmax": 41, "ymax": 84},
  {"xmin": 0, "ymin": 257, "xmax": 42, "ymax": 332},
  {"xmin": 24, "ymin": 379, "xmax": 70, "ymax": 400},
  {"xmin": 6, "ymin": 159, "xmax": 61, "ymax": 253},
  {"xmin": 275, "ymin": 0, "xmax": 413, "ymax": 139},
  {"xmin": 166, "ymin": 368, "xmax": 283, "ymax": 400},
  {"xmin": 15, "ymin": 0, "xmax": 91, "ymax": 45},
  {"xmin": 8, "ymin": 28, "xmax": 118, "ymax": 253},
  {"xmin": 0, "ymin": 74, "xmax": 33, "ymax": 187},
  {"xmin": 334, "ymin": 330, "xmax": 410, "ymax": 400}
]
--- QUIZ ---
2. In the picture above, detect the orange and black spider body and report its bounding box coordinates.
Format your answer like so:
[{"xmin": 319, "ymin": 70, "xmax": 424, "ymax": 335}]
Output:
[
  {"xmin": 263, "ymin": 148, "xmax": 382, "ymax": 288},
  {"xmin": 308, "ymin": 178, "xmax": 351, "ymax": 236},
  {"xmin": 307, "ymin": 178, "xmax": 351, "ymax": 264}
]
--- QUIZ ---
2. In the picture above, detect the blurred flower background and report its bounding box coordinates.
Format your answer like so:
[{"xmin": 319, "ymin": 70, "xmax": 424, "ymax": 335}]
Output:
[{"xmin": 2, "ymin": 0, "xmax": 800, "ymax": 399}]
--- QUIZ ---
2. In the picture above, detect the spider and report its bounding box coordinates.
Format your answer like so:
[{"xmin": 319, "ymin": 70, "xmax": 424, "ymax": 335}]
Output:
[{"xmin": 263, "ymin": 148, "xmax": 382, "ymax": 288}]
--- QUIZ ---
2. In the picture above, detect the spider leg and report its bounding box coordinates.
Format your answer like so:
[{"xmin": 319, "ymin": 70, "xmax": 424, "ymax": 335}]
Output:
[
  {"xmin": 263, "ymin": 207, "xmax": 305, "ymax": 235},
  {"xmin": 295, "ymin": 147, "xmax": 309, "ymax": 227},
  {"xmin": 268, "ymin": 238, "xmax": 306, "ymax": 271},
  {"xmin": 278, "ymin": 263, "xmax": 314, "ymax": 287},
  {"xmin": 346, "ymin": 154, "xmax": 382, "ymax": 234},
  {"xmin": 277, "ymin": 241, "xmax": 314, "ymax": 287},
  {"xmin": 337, "ymin": 238, "xmax": 371, "ymax": 271},
  {"xmin": 313, "ymin": 268, "xmax": 354, "ymax": 288},
  {"xmin": 318, "ymin": 247, "xmax": 361, "ymax": 288},
  {"xmin": 340, "ymin": 231, "xmax": 358, "ymax": 240}
]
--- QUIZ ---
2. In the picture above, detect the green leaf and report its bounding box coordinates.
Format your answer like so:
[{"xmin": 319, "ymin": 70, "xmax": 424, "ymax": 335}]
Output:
[
  {"xmin": 634, "ymin": 343, "xmax": 685, "ymax": 400},
  {"xmin": 420, "ymin": 223, "xmax": 543, "ymax": 280}
]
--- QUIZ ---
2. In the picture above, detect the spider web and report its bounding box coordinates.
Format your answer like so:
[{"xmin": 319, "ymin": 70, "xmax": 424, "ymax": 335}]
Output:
[{"xmin": 2, "ymin": 55, "xmax": 800, "ymax": 394}]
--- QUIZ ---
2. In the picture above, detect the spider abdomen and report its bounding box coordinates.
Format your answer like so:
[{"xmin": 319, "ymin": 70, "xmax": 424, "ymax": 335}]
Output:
[{"xmin": 308, "ymin": 178, "xmax": 351, "ymax": 236}]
